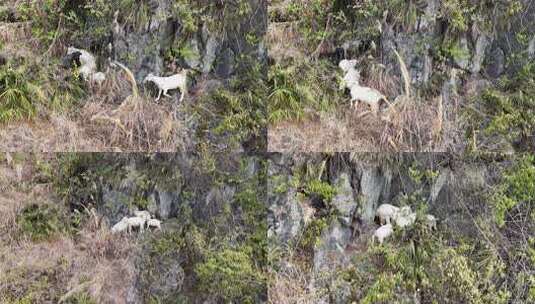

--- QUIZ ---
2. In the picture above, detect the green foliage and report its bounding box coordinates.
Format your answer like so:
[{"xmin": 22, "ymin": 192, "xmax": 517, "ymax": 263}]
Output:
[
  {"xmin": 440, "ymin": 0, "xmax": 474, "ymax": 33},
  {"xmin": 304, "ymin": 179, "xmax": 336, "ymax": 202},
  {"xmin": 299, "ymin": 217, "xmax": 329, "ymax": 250},
  {"xmin": 361, "ymin": 273, "xmax": 401, "ymax": 304},
  {"xmin": 341, "ymin": 215, "xmax": 510, "ymax": 303},
  {"xmin": 16, "ymin": 203, "xmax": 68, "ymax": 241},
  {"xmin": 195, "ymin": 247, "xmax": 265, "ymax": 303},
  {"xmin": 491, "ymin": 155, "xmax": 535, "ymax": 227},
  {"xmin": 0, "ymin": 57, "xmax": 84, "ymax": 123},
  {"xmin": 481, "ymin": 62, "xmax": 535, "ymax": 146},
  {"xmin": 172, "ymin": 0, "xmax": 201, "ymax": 34},
  {"xmin": 63, "ymin": 293, "xmax": 97, "ymax": 304},
  {"xmin": 0, "ymin": 65, "xmax": 44, "ymax": 123},
  {"xmin": 148, "ymin": 231, "xmax": 185, "ymax": 256},
  {"xmin": 208, "ymin": 64, "xmax": 266, "ymax": 147},
  {"xmin": 268, "ymin": 61, "xmax": 337, "ymax": 123}
]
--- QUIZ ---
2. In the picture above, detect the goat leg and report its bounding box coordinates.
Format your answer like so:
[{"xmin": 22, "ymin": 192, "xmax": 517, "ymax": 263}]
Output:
[
  {"xmin": 156, "ymin": 90, "xmax": 162, "ymax": 101},
  {"xmin": 353, "ymin": 100, "xmax": 359, "ymax": 113},
  {"xmin": 163, "ymin": 90, "xmax": 172, "ymax": 98}
]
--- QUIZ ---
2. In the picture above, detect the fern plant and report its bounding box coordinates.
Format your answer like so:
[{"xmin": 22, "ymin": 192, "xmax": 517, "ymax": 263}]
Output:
[{"xmin": 0, "ymin": 65, "xmax": 45, "ymax": 123}]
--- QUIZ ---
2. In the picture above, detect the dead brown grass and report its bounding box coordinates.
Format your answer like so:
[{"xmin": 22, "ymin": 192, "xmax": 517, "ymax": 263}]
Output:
[
  {"xmin": 0, "ymin": 115, "xmax": 106, "ymax": 152},
  {"xmin": 268, "ymin": 96, "xmax": 446, "ymax": 152},
  {"xmin": 268, "ymin": 47, "xmax": 450, "ymax": 152},
  {"xmin": 0, "ymin": 154, "xmax": 140, "ymax": 303},
  {"xmin": 268, "ymin": 253, "xmax": 320, "ymax": 304},
  {"xmin": 0, "ymin": 159, "xmax": 139, "ymax": 303},
  {"xmin": 0, "ymin": 64, "xmax": 190, "ymax": 152}
]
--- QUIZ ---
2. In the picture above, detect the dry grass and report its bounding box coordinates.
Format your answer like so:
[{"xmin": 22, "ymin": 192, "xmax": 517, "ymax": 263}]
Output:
[
  {"xmin": 84, "ymin": 95, "xmax": 185, "ymax": 152},
  {"xmin": 0, "ymin": 64, "xmax": 191, "ymax": 152},
  {"xmin": 0, "ymin": 156, "xmax": 139, "ymax": 303},
  {"xmin": 0, "ymin": 115, "xmax": 106, "ymax": 152},
  {"xmin": 268, "ymin": 253, "xmax": 320, "ymax": 304},
  {"xmin": 268, "ymin": 45, "xmax": 450, "ymax": 152},
  {"xmin": 268, "ymin": 97, "xmax": 446, "ymax": 152}
]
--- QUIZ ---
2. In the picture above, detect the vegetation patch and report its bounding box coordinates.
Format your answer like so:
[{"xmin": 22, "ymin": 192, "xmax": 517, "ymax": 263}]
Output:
[
  {"xmin": 16, "ymin": 202, "xmax": 70, "ymax": 241},
  {"xmin": 195, "ymin": 246, "xmax": 265, "ymax": 303}
]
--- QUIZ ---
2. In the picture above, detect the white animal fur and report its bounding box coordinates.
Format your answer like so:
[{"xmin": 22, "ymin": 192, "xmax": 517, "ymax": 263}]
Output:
[
  {"xmin": 147, "ymin": 218, "xmax": 162, "ymax": 230},
  {"xmin": 126, "ymin": 216, "xmax": 145, "ymax": 233},
  {"xmin": 376, "ymin": 204, "xmax": 400, "ymax": 225},
  {"xmin": 394, "ymin": 206, "xmax": 416, "ymax": 228},
  {"xmin": 90, "ymin": 72, "xmax": 106, "ymax": 86},
  {"xmin": 338, "ymin": 59, "xmax": 357, "ymax": 73},
  {"xmin": 67, "ymin": 47, "xmax": 97, "ymax": 81},
  {"xmin": 144, "ymin": 70, "xmax": 189, "ymax": 102},
  {"xmin": 425, "ymin": 214, "xmax": 437, "ymax": 230},
  {"xmin": 348, "ymin": 70, "xmax": 388, "ymax": 114},
  {"xmin": 373, "ymin": 223, "xmax": 393, "ymax": 245},
  {"xmin": 111, "ymin": 216, "xmax": 129, "ymax": 234},
  {"xmin": 133, "ymin": 210, "xmax": 151, "ymax": 222},
  {"xmin": 341, "ymin": 68, "xmax": 360, "ymax": 91},
  {"xmin": 338, "ymin": 59, "xmax": 389, "ymax": 114}
]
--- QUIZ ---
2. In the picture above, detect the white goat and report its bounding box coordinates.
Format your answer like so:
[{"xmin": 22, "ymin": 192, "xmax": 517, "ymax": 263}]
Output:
[
  {"xmin": 147, "ymin": 218, "xmax": 162, "ymax": 230},
  {"xmin": 90, "ymin": 72, "xmax": 106, "ymax": 86},
  {"xmin": 338, "ymin": 59, "xmax": 357, "ymax": 73},
  {"xmin": 424, "ymin": 214, "xmax": 437, "ymax": 230},
  {"xmin": 133, "ymin": 210, "xmax": 151, "ymax": 222},
  {"xmin": 372, "ymin": 223, "xmax": 393, "ymax": 245},
  {"xmin": 341, "ymin": 68, "xmax": 360, "ymax": 91},
  {"xmin": 144, "ymin": 69, "xmax": 189, "ymax": 102},
  {"xmin": 375, "ymin": 204, "xmax": 400, "ymax": 225},
  {"xmin": 338, "ymin": 59, "xmax": 389, "ymax": 114},
  {"xmin": 111, "ymin": 216, "xmax": 129, "ymax": 234},
  {"xmin": 394, "ymin": 206, "xmax": 416, "ymax": 228},
  {"xmin": 67, "ymin": 47, "xmax": 97, "ymax": 81},
  {"xmin": 126, "ymin": 216, "xmax": 145, "ymax": 233},
  {"xmin": 348, "ymin": 70, "xmax": 389, "ymax": 114}
]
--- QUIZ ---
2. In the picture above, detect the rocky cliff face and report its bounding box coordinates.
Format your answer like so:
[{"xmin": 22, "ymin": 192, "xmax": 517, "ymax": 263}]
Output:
[
  {"xmin": 102, "ymin": 0, "xmax": 268, "ymax": 82},
  {"xmin": 267, "ymin": 153, "xmax": 516, "ymax": 303},
  {"xmin": 58, "ymin": 153, "xmax": 266, "ymax": 303}
]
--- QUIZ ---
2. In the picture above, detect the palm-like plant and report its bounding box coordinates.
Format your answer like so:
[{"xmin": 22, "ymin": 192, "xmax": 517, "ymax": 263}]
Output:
[{"xmin": 0, "ymin": 65, "xmax": 45, "ymax": 123}]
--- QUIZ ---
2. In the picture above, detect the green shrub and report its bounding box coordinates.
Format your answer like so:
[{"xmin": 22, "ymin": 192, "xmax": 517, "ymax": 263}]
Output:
[
  {"xmin": 481, "ymin": 62, "xmax": 535, "ymax": 147},
  {"xmin": 268, "ymin": 61, "xmax": 337, "ymax": 123},
  {"xmin": 304, "ymin": 179, "xmax": 336, "ymax": 203},
  {"xmin": 361, "ymin": 273, "xmax": 401, "ymax": 304},
  {"xmin": 195, "ymin": 247, "xmax": 265, "ymax": 303},
  {"xmin": 208, "ymin": 63, "xmax": 267, "ymax": 148},
  {"xmin": 63, "ymin": 292, "xmax": 97, "ymax": 304},
  {"xmin": 299, "ymin": 217, "xmax": 329, "ymax": 250},
  {"xmin": 16, "ymin": 203, "xmax": 68, "ymax": 241},
  {"xmin": 491, "ymin": 155, "xmax": 535, "ymax": 227},
  {"xmin": 0, "ymin": 65, "xmax": 45, "ymax": 123}
]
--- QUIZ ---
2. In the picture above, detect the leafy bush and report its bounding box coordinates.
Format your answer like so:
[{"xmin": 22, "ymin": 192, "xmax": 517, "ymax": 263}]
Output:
[
  {"xmin": 16, "ymin": 203, "xmax": 68, "ymax": 241},
  {"xmin": 268, "ymin": 61, "xmax": 338, "ymax": 123},
  {"xmin": 304, "ymin": 179, "xmax": 336, "ymax": 203},
  {"xmin": 491, "ymin": 154, "xmax": 535, "ymax": 227},
  {"xmin": 481, "ymin": 62, "xmax": 535, "ymax": 148},
  {"xmin": 299, "ymin": 217, "xmax": 329, "ymax": 250},
  {"xmin": 209, "ymin": 62, "xmax": 267, "ymax": 149},
  {"xmin": 0, "ymin": 65, "xmax": 45, "ymax": 123},
  {"xmin": 195, "ymin": 247, "xmax": 265, "ymax": 303}
]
